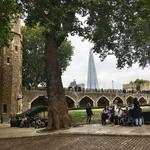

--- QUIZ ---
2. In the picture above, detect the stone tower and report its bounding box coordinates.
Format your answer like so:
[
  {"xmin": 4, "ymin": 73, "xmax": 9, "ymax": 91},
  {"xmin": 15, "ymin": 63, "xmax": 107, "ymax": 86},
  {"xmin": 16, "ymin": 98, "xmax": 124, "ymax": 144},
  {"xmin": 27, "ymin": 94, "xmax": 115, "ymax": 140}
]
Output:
[
  {"xmin": 0, "ymin": 18, "xmax": 22, "ymax": 122},
  {"xmin": 87, "ymin": 50, "xmax": 99, "ymax": 90}
]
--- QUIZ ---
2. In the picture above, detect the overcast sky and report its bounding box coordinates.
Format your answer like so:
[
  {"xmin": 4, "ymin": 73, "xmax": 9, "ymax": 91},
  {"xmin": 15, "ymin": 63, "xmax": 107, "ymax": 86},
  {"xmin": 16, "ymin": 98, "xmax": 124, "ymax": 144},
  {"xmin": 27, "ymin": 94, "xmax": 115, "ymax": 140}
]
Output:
[{"xmin": 62, "ymin": 35, "xmax": 150, "ymax": 89}]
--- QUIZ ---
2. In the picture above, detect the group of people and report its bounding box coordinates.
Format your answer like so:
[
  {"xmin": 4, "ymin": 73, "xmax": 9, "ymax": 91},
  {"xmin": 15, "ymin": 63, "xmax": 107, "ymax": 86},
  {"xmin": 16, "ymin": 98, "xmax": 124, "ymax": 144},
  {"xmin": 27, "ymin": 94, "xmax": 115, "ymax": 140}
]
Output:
[
  {"xmin": 86, "ymin": 98, "xmax": 143, "ymax": 127},
  {"xmin": 10, "ymin": 115, "xmax": 47, "ymax": 128}
]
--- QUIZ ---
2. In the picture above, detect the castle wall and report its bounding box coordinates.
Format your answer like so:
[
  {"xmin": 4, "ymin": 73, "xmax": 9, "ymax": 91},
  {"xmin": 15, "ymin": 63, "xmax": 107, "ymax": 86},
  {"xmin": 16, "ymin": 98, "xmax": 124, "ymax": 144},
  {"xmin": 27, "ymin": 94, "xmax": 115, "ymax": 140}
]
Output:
[{"xmin": 0, "ymin": 18, "xmax": 22, "ymax": 122}]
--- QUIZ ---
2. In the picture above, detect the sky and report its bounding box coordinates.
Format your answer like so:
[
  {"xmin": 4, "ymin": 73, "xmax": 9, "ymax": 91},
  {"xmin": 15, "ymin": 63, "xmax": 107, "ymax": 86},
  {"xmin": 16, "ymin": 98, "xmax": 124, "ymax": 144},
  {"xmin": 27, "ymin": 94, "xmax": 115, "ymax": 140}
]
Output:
[
  {"xmin": 62, "ymin": 35, "xmax": 150, "ymax": 89},
  {"xmin": 21, "ymin": 18, "xmax": 149, "ymax": 90}
]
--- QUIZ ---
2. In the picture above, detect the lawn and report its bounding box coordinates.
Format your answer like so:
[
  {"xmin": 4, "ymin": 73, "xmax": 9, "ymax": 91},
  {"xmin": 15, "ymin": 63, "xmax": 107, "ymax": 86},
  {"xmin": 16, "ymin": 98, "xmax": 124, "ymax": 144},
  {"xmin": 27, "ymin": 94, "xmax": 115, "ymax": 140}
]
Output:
[
  {"xmin": 68, "ymin": 106, "xmax": 150, "ymax": 126},
  {"xmin": 39, "ymin": 106, "xmax": 150, "ymax": 126},
  {"xmin": 68, "ymin": 109, "xmax": 102, "ymax": 126}
]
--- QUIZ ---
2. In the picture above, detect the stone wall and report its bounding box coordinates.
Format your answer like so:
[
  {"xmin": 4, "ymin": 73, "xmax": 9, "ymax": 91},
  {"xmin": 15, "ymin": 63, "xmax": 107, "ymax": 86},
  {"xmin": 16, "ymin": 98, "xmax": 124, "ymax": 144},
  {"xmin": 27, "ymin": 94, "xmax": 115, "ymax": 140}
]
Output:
[
  {"xmin": 0, "ymin": 18, "xmax": 22, "ymax": 122},
  {"xmin": 22, "ymin": 90, "xmax": 150, "ymax": 111}
]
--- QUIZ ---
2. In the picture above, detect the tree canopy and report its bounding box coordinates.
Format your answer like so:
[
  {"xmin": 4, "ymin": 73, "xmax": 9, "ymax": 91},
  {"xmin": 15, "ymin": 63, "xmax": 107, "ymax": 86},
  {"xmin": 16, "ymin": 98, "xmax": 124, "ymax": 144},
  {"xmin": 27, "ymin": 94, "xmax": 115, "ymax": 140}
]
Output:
[
  {"xmin": 89, "ymin": 0, "xmax": 150, "ymax": 68},
  {"xmin": 0, "ymin": 0, "xmax": 20, "ymax": 49},
  {"xmin": 22, "ymin": 25, "xmax": 74, "ymax": 89},
  {"xmin": 20, "ymin": 0, "xmax": 150, "ymax": 68},
  {"xmin": 20, "ymin": 0, "xmax": 150, "ymax": 130},
  {"xmin": 134, "ymin": 79, "xmax": 149, "ymax": 91}
]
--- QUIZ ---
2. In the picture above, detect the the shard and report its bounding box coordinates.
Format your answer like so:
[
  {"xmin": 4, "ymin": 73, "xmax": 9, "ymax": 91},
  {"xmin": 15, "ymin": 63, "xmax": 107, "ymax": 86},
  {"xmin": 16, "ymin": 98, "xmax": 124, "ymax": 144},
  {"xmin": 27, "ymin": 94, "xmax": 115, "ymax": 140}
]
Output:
[{"xmin": 87, "ymin": 50, "xmax": 99, "ymax": 90}]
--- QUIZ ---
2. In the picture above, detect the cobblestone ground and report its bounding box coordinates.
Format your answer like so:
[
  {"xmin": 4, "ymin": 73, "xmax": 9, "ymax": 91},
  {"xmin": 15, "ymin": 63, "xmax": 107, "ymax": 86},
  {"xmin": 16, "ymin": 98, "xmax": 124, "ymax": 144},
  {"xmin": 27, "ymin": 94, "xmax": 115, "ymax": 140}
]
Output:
[{"xmin": 0, "ymin": 134, "xmax": 150, "ymax": 150}]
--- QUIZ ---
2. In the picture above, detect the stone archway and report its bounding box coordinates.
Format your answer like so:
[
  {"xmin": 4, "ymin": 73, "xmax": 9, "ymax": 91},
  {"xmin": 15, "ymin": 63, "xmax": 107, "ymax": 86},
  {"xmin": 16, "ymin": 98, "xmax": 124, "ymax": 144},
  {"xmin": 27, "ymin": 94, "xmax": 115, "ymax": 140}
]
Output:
[
  {"xmin": 113, "ymin": 96, "xmax": 123, "ymax": 106},
  {"xmin": 97, "ymin": 97, "xmax": 109, "ymax": 107},
  {"xmin": 139, "ymin": 97, "xmax": 147, "ymax": 105},
  {"xmin": 79, "ymin": 96, "xmax": 93, "ymax": 108},
  {"xmin": 65, "ymin": 96, "xmax": 75, "ymax": 108},
  {"xmin": 126, "ymin": 96, "xmax": 134, "ymax": 105},
  {"xmin": 31, "ymin": 96, "xmax": 48, "ymax": 108}
]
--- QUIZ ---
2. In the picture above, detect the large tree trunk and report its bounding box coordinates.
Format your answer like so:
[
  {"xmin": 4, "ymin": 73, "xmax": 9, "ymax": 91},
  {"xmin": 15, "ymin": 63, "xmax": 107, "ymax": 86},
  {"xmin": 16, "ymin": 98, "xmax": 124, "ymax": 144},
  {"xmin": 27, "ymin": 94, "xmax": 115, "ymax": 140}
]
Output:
[{"xmin": 45, "ymin": 34, "xmax": 70, "ymax": 130}]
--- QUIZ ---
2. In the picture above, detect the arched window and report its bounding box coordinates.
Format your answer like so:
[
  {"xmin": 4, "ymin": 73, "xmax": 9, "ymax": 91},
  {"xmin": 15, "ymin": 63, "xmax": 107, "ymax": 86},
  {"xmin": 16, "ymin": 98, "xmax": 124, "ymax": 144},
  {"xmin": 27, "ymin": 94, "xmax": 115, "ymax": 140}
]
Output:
[
  {"xmin": 79, "ymin": 96, "xmax": 93, "ymax": 108},
  {"xmin": 65, "ymin": 96, "xmax": 75, "ymax": 108},
  {"xmin": 126, "ymin": 96, "xmax": 134, "ymax": 105},
  {"xmin": 31, "ymin": 96, "xmax": 48, "ymax": 108},
  {"xmin": 97, "ymin": 97, "xmax": 109, "ymax": 107},
  {"xmin": 113, "ymin": 97, "xmax": 123, "ymax": 106},
  {"xmin": 139, "ymin": 97, "xmax": 147, "ymax": 105}
]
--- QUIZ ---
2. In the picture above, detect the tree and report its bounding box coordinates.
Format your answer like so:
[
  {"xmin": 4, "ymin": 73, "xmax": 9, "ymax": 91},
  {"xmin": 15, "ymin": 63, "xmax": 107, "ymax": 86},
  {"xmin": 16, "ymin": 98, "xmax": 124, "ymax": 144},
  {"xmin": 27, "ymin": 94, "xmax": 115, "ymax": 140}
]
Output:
[
  {"xmin": 22, "ymin": 25, "xmax": 74, "ymax": 89},
  {"xmin": 134, "ymin": 79, "xmax": 149, "ymax": 91},
  {"xmin": 0, "ymin": 0, "xmax": 20, "ymax": 50},
  {"xmin": 88, "ymin": 0, "xmax": 150, "ymax": 68},
  {"xmin": 20, "ymin": 0, "xmax": 149, "ymax": 129}
]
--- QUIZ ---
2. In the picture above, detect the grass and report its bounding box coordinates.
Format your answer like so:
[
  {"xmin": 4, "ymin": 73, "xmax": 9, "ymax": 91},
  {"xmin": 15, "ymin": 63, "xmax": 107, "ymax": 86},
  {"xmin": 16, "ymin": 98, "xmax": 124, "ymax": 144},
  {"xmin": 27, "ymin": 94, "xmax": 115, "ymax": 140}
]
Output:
[
  {"xmin": 68, "ymin": 106, "xmax": 150, "ymax": 126},
  {"xmin": 141, "ymin": 106, "xmax": 150, "ymax": 112},
  {"xmin": 69, "ymin": 109, "xmax": 102, "ymax": 126},
  {"xmin": 39, "ymin": 106, "xmax": 150, "ymax": 126}
]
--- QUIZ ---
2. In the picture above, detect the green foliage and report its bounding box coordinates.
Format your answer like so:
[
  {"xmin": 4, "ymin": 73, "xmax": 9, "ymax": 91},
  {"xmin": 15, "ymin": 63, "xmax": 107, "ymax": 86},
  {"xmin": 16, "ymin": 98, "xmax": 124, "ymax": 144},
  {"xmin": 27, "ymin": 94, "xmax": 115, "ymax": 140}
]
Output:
[
  {"xmin": 22, "ymin": 25, "xmax": 74, "ymax": 89},
  {"xmin": 20, "ymin": 1, "xmax": 150, "ymax": 128},
  {"xmin": 20, "ymin": 0, "xmax": 150, "ymax": 68},
  {"xmin": 134, "ymin": 79, "xmax": 149, "ymax": 91},
  {"xmin": 0, "ymin": 0, "xmax": 20, "ymax": 49},
  {"xmin": 69, "ymin": 109, "xmax": 101, "ymax": 125},
  {"xmin": 87, "ymin": 0, "xmax": 150, "ymax": 68},
  {"xmin": 58, "ymin": 40, "xmax": 74, "ymax": 72},
  {"xmin": 134, "ymin": 79, "xmax": 149, "ymax": 84}
]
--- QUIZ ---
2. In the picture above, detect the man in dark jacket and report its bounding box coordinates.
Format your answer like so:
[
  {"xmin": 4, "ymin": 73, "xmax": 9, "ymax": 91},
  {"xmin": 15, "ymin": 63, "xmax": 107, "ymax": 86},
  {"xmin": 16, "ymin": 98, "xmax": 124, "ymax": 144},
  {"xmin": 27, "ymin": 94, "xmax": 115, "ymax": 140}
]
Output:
[
  {"xmin": 86, "ymin": 103, "xmax": 93, "ymax": 124},
  {"xmin": 132, "ymin": 98, "xmax": 143, "ymax": 126}
]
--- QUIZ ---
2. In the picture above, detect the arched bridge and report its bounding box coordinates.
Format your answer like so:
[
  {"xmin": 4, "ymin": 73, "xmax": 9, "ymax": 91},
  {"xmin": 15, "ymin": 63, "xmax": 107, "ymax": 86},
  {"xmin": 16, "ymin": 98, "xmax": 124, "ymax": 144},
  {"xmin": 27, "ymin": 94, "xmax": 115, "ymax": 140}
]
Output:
[{"xmin": 21, "ymin": 90, "xmax": 150, "ymax": 112}]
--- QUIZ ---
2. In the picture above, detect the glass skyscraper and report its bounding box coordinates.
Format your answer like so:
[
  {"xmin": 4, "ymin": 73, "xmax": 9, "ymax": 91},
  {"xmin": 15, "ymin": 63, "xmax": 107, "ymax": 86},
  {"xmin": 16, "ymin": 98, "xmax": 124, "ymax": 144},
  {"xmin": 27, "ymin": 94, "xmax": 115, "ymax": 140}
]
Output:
[{"xmin": 87, "ymin": 50, "xmax": 99, "ymax": 90}]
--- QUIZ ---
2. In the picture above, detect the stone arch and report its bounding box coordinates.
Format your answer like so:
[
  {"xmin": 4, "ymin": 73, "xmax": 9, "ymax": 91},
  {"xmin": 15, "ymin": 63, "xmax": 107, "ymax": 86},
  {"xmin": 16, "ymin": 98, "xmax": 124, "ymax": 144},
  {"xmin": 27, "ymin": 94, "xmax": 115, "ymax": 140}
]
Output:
[
  {"xmin": 65, "ymin": 95, "xmax": 75, "ymax": 108},
  {"xmin": 31, "ymin": 96, "xmax": 48, "ymax": 108},
  {"xmin": 97, "ymin": 96, "xmax": 109, "ymax": 107},
  {"xmin": 126, "ymin": 96, "xmax": 134, "ymax": 105},
  {"xmin": 79, "ymin": 96, "xmax": 94, "ymax": 108},
  {"xmin": 113, "ymin": 96, "xmax": 123, "ymax": 106},
  {"xmin": 139, "ymin": 97, "xmax": 147, "ymax": 105}
]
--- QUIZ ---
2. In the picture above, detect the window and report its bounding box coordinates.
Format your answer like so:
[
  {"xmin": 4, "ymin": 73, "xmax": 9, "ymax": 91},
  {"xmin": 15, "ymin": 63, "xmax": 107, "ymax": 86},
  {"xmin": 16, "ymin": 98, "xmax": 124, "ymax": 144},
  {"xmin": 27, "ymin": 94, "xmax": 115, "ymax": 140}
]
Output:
[
  {"xmin": 7, "ymin": 57, "xmax": 10, "ymax": 63},
  {"xmin": 3, "ymin": 104, "xmax": 7, "ymax": 113},
  {"xmin": 15, "ymin": 46, "xmax": 18, "ymax": 52}
]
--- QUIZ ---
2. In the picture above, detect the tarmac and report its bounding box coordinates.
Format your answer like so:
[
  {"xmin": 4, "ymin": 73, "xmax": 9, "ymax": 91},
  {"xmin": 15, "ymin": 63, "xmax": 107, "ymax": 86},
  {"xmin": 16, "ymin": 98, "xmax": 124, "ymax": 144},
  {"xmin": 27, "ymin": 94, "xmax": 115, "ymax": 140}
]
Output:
[{"xmin": 0, "ymin": 123, "xmax": 150, "ymax": 139}]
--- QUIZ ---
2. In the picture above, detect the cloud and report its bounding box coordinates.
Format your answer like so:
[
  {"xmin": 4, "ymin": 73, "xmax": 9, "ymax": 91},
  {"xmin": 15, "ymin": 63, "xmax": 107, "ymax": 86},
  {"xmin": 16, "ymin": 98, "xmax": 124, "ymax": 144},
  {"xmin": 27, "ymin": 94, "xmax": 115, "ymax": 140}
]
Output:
[{"xmin": 62, "ymin": 35, "xmax": 150, "ymax": 89}]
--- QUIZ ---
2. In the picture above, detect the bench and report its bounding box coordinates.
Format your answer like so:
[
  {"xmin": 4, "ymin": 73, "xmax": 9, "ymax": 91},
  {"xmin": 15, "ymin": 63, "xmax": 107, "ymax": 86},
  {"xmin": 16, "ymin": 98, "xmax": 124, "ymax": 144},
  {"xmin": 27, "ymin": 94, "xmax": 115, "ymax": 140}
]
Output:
[{"xmin": 143, "ymin": 112, "xmax": 150, "ymax": 124}]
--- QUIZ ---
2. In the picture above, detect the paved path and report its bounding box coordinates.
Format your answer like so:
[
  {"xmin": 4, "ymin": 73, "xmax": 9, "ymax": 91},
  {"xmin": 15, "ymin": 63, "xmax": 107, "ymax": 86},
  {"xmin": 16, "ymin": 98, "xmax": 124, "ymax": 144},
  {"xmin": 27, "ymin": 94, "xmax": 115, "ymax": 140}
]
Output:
[
  {"xmin": 0, "ymin": 124, "xmax": 150, "ymax": 150},
  {"xmin": 0, "ymin": 124, "xmax": 150, "ymax": 138},
  {"xmin": 54, "ymin": 124, "xmax": 150, "ymax": 136},
  {"xmin": 0, "ymin": 134, "xmax": 150, "ymax": 150}
]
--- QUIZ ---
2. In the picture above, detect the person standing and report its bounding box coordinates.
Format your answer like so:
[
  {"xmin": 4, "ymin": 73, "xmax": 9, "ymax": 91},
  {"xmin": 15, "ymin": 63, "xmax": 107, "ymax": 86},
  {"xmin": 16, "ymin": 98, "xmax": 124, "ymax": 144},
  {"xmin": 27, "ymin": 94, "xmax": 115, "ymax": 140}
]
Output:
[
  {"xmin": 101, "ymin": 106, "xmax": 109, "ymax": 125},
  {"xmin": 132, "ymin": 98, "xmax": 143, "ymax": 126},
  {"xmin": 113, "ymin": 100, "xmax": 120, "ymax": 127},
  {"xmin": 86, "ymin": 103, "xmax": 93, "ymax": 124}
]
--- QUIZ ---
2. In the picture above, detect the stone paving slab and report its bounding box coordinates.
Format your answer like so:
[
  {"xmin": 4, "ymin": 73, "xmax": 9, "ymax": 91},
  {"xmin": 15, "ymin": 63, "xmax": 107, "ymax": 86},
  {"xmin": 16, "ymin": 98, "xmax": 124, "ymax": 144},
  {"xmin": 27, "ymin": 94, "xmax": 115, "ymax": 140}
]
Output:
[
  {"xmin": 0, "ymin": 134, "xmax": 150, "ymax": 150},
  {"xmin": 57, "ymin": 124, "xmax": 150, "ymax": 136},
  {"xmin": 0, "ymin": 124, "xmax": 150, "ymax": 139}
]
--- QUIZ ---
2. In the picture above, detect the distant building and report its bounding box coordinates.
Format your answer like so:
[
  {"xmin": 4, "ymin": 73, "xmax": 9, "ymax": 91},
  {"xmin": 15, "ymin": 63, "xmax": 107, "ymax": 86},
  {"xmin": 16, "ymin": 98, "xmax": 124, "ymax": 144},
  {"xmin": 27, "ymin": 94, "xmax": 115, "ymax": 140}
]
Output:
[
  {"xmin": 87, "ymin": 50, "xmax": 99, "ymax": 90},
  {"xmin": 122, "ymin": 82, "xmax": 136, "ymax": 92},
  {"xmin": 68, "ymin": 80, "xmax": 85, "ymax": 91},
  {"xmin": 68, "ymin": 80, "xmax": 77, "ymax": 89},
  {"xmin": 123, "ymin": 81, "xmax": 150, "ymax": 92},
  {"xmin": 141, "ymin": 82, "xmax": 150, "ymax": 91},
  {"xmin": 77, "ymin": 83, "xmax": 85, "ymax": 89}
]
